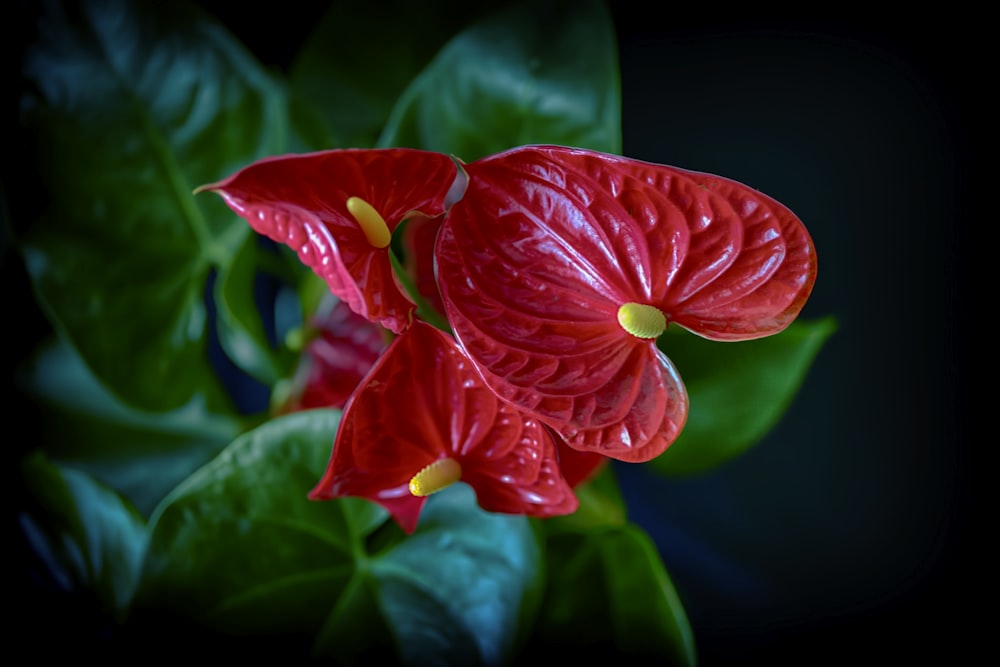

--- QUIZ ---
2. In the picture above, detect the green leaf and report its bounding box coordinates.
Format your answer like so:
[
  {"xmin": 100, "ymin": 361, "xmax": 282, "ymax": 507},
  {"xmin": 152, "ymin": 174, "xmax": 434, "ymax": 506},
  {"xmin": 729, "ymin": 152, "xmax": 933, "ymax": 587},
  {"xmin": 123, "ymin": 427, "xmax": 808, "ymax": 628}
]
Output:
[
  {"xmin": 531, "ymin": 523, "xmax": 696, "ymax": 665},
  {"xmin": 17, "ymin": 0, "xmax": 289, "ymax": 412},
  {"xmin": 130, "ymin": 409, "xmax": 543, "ymax": 665},
  {"xmin": 213, "ymin": 228, "xmax": 297, "ymax": 385},
  {"xmin": 132, "ymin": 410, "xmax": 381, "ymax": 639},
  {"xmin": 653, "ymin": 317, "xmax": 838, "ymax": 475},
  {"xmin": 378, "ymin": 0, "xmax": 622, "ymax": 160},
  {"xmin": 362, "ymin": 484, "xmax": 544, "ymax": 667},
  {"xmin": 15, "ymin": 337, "xmax": 244, "ymax": 517},
  {"xmin": 18, "ymin": 451, "xmax": 148, "ymax": 617},
  {"xmin": 289, "ymin": 0, "xmax": 510, "ymax": 150}
]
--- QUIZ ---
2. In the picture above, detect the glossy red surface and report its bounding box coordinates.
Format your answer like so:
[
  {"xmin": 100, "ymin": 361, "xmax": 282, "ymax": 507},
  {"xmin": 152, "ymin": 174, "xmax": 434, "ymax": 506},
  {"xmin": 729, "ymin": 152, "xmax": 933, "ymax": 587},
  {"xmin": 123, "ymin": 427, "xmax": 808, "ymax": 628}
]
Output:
[
  {"xmin": 200, "ymin": 148, "xmax": 458, "ymax": 333},
  {"xmin": 436, "ymin": 145, "xmax": 816, "ymax": 460},
  {"xmin": 308, "ymin": 321, "xmax": 578, "ymax": 534}
]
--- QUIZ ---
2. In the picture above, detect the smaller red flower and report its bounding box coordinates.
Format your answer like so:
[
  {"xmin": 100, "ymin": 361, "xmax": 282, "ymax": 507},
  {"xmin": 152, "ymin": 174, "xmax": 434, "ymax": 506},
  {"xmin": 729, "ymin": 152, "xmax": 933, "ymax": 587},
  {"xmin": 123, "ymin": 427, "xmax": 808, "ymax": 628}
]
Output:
[
  {"xmin": 276, "ymin": 295, "xmax": 388, "ymax": 413},
  {"xmin": 197, "ymin": 148, "xmax": 459, "ymax": 333},
  {"xmin": 309, "ymin": 320, "xmax": 578, "ymax": 534}
]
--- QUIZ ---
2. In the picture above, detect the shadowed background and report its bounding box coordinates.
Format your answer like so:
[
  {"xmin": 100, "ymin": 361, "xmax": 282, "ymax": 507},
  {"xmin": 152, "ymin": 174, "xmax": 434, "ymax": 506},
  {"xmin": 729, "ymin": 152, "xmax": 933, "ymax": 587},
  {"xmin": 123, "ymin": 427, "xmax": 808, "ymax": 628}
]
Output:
[{"xmin": 608, "ymin": 11, "xmax": 973, "ymax": 662}]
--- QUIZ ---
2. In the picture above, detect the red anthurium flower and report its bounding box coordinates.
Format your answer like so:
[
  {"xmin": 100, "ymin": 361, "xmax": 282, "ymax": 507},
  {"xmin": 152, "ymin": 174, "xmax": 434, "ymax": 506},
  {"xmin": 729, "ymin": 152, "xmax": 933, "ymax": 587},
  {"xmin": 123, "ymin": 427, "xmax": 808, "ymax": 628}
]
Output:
[
  {"xmin": 309, "ymin": 320, "xmax": 579, "ymax": 534},
  {"xmin": 197, "ymin": 148, "xmax": 459, "ymax": 333},
  {"xmin": 435, "ymin": 145, "xmax": 817, "ymax": 462},
  {"xmin": 276, "ymin": 295, "xmax": 388, "ymax": 413}
]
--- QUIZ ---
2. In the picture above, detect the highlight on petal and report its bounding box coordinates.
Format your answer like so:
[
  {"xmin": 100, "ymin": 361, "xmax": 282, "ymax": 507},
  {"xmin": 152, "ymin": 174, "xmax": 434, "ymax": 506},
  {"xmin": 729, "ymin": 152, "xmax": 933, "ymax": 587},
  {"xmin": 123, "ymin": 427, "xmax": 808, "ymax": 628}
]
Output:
[
  {"xmin": 561, "ymin": 348, "xmax": 689, "ymax": 463},
  {"xmin": 435, "ymin": 144, "xmax": 812, "ymax": 459},
  {"xmin": 523, "ymin": 145, "xmax": 818, "ymax": 341},
  {"xmin": 196, "ymin": 148, "xmax": 459, "ymax": 333},
  {"xmin": 308, "ymin": 320, "xmax": 578, "ymax": 534}
]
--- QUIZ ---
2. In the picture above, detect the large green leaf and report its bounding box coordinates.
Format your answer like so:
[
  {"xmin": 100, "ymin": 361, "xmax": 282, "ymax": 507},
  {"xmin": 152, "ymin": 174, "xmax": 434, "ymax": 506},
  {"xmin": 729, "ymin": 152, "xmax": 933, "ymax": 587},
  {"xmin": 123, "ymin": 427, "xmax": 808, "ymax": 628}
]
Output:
[
  {"xmin": 378, "ymin": 0, "xmax": 621, "ymax": 160},
  {"xmin": 361, "ymin": 484, "xmax": 543, "ymax": 667},
  {"xmin": 14, "ymin": 337, "xmax": 244, "ymax": 517},
  {"xmin": 531, "ymin": 523, "xmax": 696, "ymax": 665},
  {"xmin": 653, "ymin": 317, "xmax": 837, "ymax": 475},
  {"xmin": 131, "ymin": 409, "xmax": 543, "ymax": 665},
  {"xmin": 132, "ymin": 410, "xmax": 376, "ymax": 641},
  {"xmin": 289, "ymin": 0, "xmax": 509, "ymax": 151},
  {"xmin": 18, "ymin": 451, "xmax": 148, "ymax": 617},
  {"xmin": 17, "ymin": 0, "xmax": 289, "ymax": 412}
]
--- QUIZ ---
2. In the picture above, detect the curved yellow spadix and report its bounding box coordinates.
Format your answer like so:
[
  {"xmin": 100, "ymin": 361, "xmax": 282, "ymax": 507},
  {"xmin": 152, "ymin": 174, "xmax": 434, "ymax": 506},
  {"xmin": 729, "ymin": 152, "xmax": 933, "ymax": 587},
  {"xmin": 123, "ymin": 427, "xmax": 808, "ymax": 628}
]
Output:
[
  {"xmin": 617, "ymin": 302, "xmax": 667, "ymax": 339},
  {"xmin": 409, "ymin": 458, "xmax": 462, "ymax": 497},
  {"xmin": 346, "ymin": 196, "xmax": 392, "ymax": 248}
]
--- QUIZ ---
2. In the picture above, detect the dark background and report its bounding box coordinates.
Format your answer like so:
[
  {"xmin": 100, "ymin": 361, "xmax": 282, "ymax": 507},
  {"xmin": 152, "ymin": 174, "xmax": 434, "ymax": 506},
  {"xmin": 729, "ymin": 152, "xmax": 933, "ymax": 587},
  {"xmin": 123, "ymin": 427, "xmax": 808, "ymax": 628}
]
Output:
[
  {"xmin": 607, "ymin": 6, "xmax": 976, "ymax": 664},
  {"xmin": 5, "ymin": 2, "xmax": 976, "ymax": 665}
]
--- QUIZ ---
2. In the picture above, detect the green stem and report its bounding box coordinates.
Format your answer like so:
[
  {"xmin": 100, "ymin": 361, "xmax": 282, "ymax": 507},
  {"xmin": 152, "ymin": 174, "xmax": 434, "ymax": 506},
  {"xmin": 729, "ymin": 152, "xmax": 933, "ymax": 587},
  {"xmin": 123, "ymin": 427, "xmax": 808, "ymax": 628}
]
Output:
[{"xmin": 388, "ymin": 250, "xmax": 451, "ymax": 333}]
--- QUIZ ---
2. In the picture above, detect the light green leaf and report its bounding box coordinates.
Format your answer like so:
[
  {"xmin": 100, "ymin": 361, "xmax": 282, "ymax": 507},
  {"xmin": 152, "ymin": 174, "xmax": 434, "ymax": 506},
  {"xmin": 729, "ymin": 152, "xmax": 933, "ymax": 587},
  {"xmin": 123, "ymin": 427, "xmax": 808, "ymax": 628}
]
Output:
[
  {"xmin": 133, "ymin": 410, "xmax": 380, "ymax": 638},
  {"xmin": 653, "ymin": 317, "xmax": 837, "ymax": 475},
  {"xmin": 289, "ymin": 0, "xmax": 510, "ymax": 150},
  {"xmin": 378, "ymin": 0, "xmax": 622, "ymax": 160}
]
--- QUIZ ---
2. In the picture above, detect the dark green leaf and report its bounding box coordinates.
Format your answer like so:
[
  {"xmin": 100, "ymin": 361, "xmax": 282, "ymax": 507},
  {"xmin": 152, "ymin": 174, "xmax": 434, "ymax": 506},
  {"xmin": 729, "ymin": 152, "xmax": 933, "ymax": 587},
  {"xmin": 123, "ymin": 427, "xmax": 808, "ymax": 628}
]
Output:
[
  {"xmin": 18, "ymin": 451, "xmax": 148, "ymax": 617},
  {"xmin": 131, "ymin": 409, "xmax": 543, "ymax": 665},
  {"xmin": 132, "ymin": 409, "xmax": 383, "ymax": 640},
  {"xmin": 214, "ymin": 229, "xmax": 297, "ymax": 385},
  {"xmin": 289, "ymin": 0, "xmax": 510, "ymax": 150},
  {"xmin": 378, "ymin": 0, "xmax": 622, "ymax": 160},
  {"xmin": 15, "ymin": 337, "xmax": 244, "ymax": 517},
  {"xmin": 362, "ymin": 484, "xmax": 544, "ymax": 667},
  {"xmin": 532, "ymin": 523, "xmax": 696, "ymax": 665},
  {"xmin": 653, "ymin": 317, "xmax": 838, "ymax": 474},
  {"xmin": 309, "ymin": 572, "xmax": 399, "ymax": 665},
  {"xmin": 17, "ymin": 0, "xmax": 289, "ymax": 411}
]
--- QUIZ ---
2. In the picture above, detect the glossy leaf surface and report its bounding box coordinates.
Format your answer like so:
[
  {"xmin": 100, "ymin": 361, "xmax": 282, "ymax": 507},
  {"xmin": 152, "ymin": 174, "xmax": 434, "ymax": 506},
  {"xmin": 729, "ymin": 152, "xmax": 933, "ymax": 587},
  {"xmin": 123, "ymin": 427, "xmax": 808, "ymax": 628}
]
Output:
[
  {"xmin": 289, "ymin": 0, "xmax": 508, "ymax": 150},
  {"xmin": 18, "ymin": 452, "xmax": 148, "ymax": 616},
  {"xmin": 198, "ymin": 149, "xmax": 458, "ymax": 333},
  {"xmin": 437, "ymin": 145, "xmax": 817, "ymax": 460},
  {"xmin": 379, "ymin": 0, "xmax": 621, "ymax": 159},
  {"xmin": 364, "ymin": 484, "xmax": 544, "ymax": 667},
  {"xmin": 653, "ymin": 317, "xmax": 837, "ymax": 474},
  {"xmin": 310, "ymin": 321, "xmax": 578, "ymax": 533},
  {"xmin": 132, "ymin": 410, "xmax": 543, "ymax": 665},
  {"xmin": 133, "ymin": 410, "xmax": 385, "ymax": 640},
  {"xmin": 18, "ymin": 0, "xmax": 286, "ymax": 411}
]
